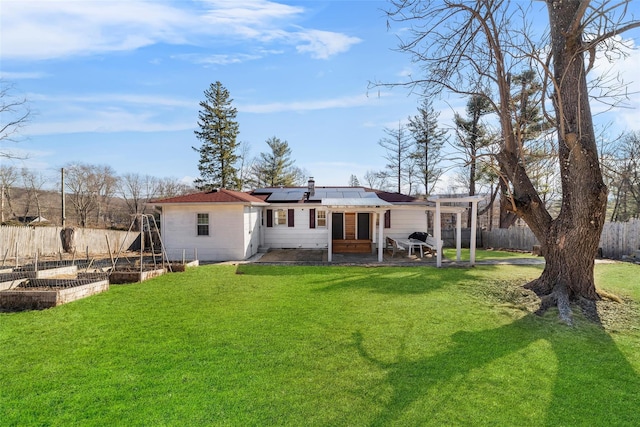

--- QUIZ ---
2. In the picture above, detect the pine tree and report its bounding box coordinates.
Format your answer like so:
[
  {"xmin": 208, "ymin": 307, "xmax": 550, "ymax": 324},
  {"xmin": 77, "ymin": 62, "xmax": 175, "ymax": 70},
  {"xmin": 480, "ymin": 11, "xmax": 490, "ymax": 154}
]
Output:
[
  {"xmin": 454, "ymin": 95, "xmax": 494, "ymax": 226},
  {"xmin": 193, "ymin": 82, "xmax": 240, "ymax": 190},
  {"xmin": 408, "ymin": 99, "xmax": 447, "ymax": 195},
  {"xmin": 251, "ymin": 137, "xmax": 298, "ymax": 187}
]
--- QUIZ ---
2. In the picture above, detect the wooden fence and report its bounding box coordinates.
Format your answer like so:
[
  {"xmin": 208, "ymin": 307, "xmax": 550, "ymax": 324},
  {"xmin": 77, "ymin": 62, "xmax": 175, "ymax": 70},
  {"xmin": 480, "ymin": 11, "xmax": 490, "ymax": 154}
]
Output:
[
  {"xmin": 481, "ymin": 219, "xmax": 640, "ymax": 260},
  {"xmin": 599, "ymin": 219, "xmax": 640, "ymax": 259},
  {"xmin": 0, "ymin": 226, "xmax": 140, "ymax": 259},
  {"xmin": 482, "ymin": 227, "xmax": 538, "ymax": 252}
]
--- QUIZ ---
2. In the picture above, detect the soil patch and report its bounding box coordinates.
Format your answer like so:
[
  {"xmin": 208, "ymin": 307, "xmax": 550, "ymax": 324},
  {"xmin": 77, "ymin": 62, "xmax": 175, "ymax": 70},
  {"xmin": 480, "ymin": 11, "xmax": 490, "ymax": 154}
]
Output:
[{"xmin": 481, "ymin": 279, "xmax": 640, "ymax": 332}]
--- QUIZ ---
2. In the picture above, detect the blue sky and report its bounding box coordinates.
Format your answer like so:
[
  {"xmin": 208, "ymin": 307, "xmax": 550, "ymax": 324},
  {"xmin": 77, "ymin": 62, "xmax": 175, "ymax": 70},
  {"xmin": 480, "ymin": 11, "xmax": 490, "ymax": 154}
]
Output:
[{"xmin": 1, "ymin": 0, "xmax": 640, "ymax": 191}]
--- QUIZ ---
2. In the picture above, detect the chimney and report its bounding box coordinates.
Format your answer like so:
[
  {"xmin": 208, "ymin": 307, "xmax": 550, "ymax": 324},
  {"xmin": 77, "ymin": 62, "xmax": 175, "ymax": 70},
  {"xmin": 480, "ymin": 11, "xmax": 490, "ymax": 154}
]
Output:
[{"xmin": 307, "ymin": 177, "xmax": 315, "ymax": 197}]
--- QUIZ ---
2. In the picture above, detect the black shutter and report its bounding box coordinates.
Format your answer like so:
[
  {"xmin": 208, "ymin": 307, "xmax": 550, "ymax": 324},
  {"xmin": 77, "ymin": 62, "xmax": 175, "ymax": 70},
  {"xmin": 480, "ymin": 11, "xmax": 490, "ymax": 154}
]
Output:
[
  {"xmin": 309, "ymin": 209, "xmax": 316, "ymax": 229},
  {"xmin": 384, "ymin": 210, "xmax": 391, "ymax": 229},
  {"xmin": 266, "ymin": 209, "xmax": 273, "ymax": 227},
  {"xmin": 288, "ymin": 209, "xmax": 295, "ymax": 227}
]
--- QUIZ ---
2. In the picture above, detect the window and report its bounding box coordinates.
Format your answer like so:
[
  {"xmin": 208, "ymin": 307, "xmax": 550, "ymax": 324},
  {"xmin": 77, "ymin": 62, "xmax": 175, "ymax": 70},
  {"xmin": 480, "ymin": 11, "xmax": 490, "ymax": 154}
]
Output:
[
  {"xmin": 197, "ymin": 213, "xmax": 209, "ymax": 236},
  {"xmin": 276, "ymin": 209, "xmax": 287, "ymax": 226},
  {"xmin": 317, "ymin": 210, "xmax": 327, "ymax": 227}
]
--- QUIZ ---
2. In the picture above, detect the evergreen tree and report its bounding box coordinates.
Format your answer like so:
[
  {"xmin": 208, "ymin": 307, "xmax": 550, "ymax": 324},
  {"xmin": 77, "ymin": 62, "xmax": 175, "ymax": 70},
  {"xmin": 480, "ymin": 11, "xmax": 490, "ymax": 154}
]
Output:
[
  {"xmin": 454, "ymin": 95, "xmax": 494, "ymax": 226},
  {"xmin": 507, "ymin": 69, "xmax": 556, "ymax": 225},
  {"xmin": 408, "ymin": 98, "xmax": 446, "ymax": 195},
  {"xmin": 193, "ymin": 82, "xmax": 240, "ymax": 190},
  {"xmin": 348, "ymin": 174, "xmax": 360, "ymax": 187},
  {"xmin": 251, "ymin": 137, "xmax": 299, "ymax": 187}
]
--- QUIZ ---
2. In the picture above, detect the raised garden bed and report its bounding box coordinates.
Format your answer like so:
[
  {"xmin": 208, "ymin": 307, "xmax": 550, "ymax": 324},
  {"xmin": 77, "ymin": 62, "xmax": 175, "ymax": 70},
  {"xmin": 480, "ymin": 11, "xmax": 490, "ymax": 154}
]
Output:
[
  {"xmin": 109, "ymin": 267, "xmax": 166, "ymax": 284},
  {"xmin": 12, "ymin": 265, "xmax": 79, "ymax": 279},
  {"xmin": 0, "ymin": 278, "xmax": 109, "ymax": 311}
]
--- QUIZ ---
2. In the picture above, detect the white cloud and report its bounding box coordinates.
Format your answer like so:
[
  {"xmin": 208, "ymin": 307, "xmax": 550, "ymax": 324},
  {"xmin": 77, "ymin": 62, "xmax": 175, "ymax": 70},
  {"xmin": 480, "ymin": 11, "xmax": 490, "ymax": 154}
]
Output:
[
  {"xmin": 200, "ymin": 0, "xmax": 304, "ymax": 38},
  {"xmin": 240, "ymin": 93, "xmax": 380, "ymax": 114},
  {"xmin": 28, "ymin": 92, "xmax": 195, "ymax": 108},
  {"xmin": 1, "ymin": 1, "xmax": 192, "ymax": 60},
  {"xmin": 1, "ymin": 0, "xmax": 360, "ymax": 61},
  {"xmin": 25, "ymin": 110, "xmax": 193, "ymax": 135},
  {"xmin": 0, "ymin": 71, "xmax": 48, "ymax": 80},
  {"xmin": 294, "ymin": 29, "xmax": 362, "ymax": 60},
  {"xmin": 20, "ymin": 91, "xmax": 197, "ymax": 135},
  {"xmin": 173, "ymin": 53, "xmax": 265, "ymax": 66}
]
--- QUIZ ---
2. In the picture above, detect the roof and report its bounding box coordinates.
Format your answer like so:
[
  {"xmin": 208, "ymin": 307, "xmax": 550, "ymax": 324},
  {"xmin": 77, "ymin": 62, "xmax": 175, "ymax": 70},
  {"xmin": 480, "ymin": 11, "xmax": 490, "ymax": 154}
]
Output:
[
  {"xmin": 16, "ymin": 216, "xmax": 49, "ymax": 224},
  {"xmin": 152, "ymin": 189, "xmax": 269, "ymax": 205},
  {"xmin": 152, "ymin": 186, "xmax": 482, "ymax": 211},
  {"xmin": 251, "ymin": 186, "xmax": 416, "ymax": 204},
  {"xmin": 365, "ymin": 188, "xmax": 420, "ymax": 203},
  {"xmin": 321, "ymin": 197, "xmax": 391, "ymax": 208}
]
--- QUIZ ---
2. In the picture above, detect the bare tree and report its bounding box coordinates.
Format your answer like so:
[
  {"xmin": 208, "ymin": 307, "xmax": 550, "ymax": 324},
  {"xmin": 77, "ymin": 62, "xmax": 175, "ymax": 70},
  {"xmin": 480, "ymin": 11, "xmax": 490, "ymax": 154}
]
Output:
[
  {"xmin": 608, "ymin": 130, "xmax": 640, "ymax": 221},
  {"xmin": 94, "ymin": 165, "xmax": 119, "ymax": 226},
  {"xmin": 237, "ymin": 141, "xmax": 253, "ymax": 191},
  {"xmin": 0, "ymin": 80, "xmax": 30, "ymax": 149},
  {"xmin": 290, "ymin": 166, "xmax": 310, "ymax": 187},
  {"xmin": 378, "ymin": 122, "xmax": 413, "ymax": 193},
  {"xmin": 0, "ymin": 165, "xmax": 18, "ymax": 222},
  {"xmin": 384, "ymin": 0, "xmax": 640, "ymax": 324},
  {"xmin": 119, "ymin": 173, "xmax": 160, "ymax": 216},
  {"xmin": 363, "ymin": 169, "xmax": 391, "ymax": 191},
  {"xmin": 156, "ymin": 177, "xmax": 194, "ymax": 199},
  {"xmin": 64, "ymin": 163, "xmax": 116, "ymax": 227},
  {"xmin": 19, "ymin": 168, "xmax": 46, "ymax": 220}
]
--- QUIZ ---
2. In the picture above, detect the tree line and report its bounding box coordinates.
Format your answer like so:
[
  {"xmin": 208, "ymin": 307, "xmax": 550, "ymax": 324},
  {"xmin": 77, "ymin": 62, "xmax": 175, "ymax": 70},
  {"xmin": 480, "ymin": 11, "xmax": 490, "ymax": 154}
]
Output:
[
  {"xmin": 192, "ymin": 77, "xmax": 640, "ymax": 231},
  {"xmin": 0, "ymin": 163, "xmax": 194, "ymax": 228}
]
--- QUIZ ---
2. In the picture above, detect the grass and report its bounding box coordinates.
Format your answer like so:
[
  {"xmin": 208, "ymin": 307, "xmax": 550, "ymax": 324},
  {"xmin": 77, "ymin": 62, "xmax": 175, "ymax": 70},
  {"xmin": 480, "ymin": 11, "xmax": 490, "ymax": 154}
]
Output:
[
  {"xmin": 443, "ymin": 247, "xmax": 540, "ymax": 261},
  {"xmin": 1, "ymin": 260, "xmax": 639, "ymax": 426}
]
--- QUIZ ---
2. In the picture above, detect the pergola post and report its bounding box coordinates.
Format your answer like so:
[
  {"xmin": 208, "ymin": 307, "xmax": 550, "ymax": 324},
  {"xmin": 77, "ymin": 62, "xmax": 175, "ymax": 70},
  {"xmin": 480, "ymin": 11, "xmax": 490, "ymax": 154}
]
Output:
[
  {"xmin": 327, "ymin": 210, "xmax": 332, "ymax": 262},
  {"xmin": 435, "ymin": 201, "xmax": 442, "ymax": 268},
  {"xmin": 377, "ymin": 211, "xmax": 384, "ymax": 262},
  {"xmin": 429, "ymin": 195, "xmax": 484, "ymax": 268},
  {"xmin": 456, "ymin": 211, "xmax": 462, "ymax": 261},
  {"xmin": 470, "ymin": 200, "xmax": 478, "ymax": 266}
]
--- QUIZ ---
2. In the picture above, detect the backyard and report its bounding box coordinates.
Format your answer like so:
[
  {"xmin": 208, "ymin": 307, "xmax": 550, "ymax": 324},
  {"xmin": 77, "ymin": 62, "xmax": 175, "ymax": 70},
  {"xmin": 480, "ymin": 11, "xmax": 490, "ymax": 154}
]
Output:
[{"xmin": 1, "ymin": 255, "xmax": 639, "ymax": 426}]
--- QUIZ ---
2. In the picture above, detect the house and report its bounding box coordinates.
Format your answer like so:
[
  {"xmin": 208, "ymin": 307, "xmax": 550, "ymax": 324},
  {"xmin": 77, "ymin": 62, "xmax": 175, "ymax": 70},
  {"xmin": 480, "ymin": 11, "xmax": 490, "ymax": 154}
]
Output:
[
  {"xmin": 153, "ymin": 179, "xmax": 483, "ymax": 264},
  {"xmin": 152, "ymin": 189, "xmax": 269, "ymax": 261},
  {"xmin": 15, "ymin": 216, "xmax": 50, "ymax": 225}
]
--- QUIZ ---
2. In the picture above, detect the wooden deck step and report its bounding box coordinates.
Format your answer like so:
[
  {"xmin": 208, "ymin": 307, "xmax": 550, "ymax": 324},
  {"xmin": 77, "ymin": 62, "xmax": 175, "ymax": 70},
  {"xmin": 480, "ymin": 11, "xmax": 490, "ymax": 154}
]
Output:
[{"xmin": 332, "ymin": 239, "xmax": 372, "ymax": 254}]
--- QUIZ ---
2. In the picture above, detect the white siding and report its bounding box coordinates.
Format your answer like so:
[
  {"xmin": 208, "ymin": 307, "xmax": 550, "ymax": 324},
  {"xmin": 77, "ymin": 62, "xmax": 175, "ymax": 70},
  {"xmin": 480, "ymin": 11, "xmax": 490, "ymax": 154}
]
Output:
[
  {"xmin": 385, "ymin": 208, "xmax": 430, "ymax": 240},
  {"xmin": 161, "ymin": 204, "xmax": 430, "ymax": 258},
  {"xmin": 161, "ymin": 204, "xmax": 247, "ymax": 261},
  {"xmin": 263, "ymin": 205, "xmax": 329, "ymax": 249}
]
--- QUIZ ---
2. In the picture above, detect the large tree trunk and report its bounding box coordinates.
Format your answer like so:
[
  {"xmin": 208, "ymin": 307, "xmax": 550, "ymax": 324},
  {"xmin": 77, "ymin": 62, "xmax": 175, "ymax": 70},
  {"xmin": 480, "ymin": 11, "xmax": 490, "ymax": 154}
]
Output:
[
  {"xmin": 494, "ymin": 0, "xmax": 608, "ymax": 324},
  {"xmin": 517, "ymin": 0, "xmax": 608, "ymax": 324}
]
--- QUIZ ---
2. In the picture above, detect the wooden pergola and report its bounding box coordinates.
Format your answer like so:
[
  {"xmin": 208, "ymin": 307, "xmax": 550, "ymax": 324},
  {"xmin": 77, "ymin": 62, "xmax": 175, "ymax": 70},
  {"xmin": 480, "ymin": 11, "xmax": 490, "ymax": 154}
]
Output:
[
  {"xmin": 322, "ymin": 198, "xmax": 392, "ymax": 263},
  {"xmin": 427, "ymin": 195, "xmax": 485, "ymax": 267}
]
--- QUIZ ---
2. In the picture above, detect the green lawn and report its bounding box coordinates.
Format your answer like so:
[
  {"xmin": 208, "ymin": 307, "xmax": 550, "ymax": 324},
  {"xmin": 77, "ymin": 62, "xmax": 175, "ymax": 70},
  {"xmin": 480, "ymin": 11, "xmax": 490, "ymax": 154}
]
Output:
[
  {"xmin": 443, "ymin": 247, "xmax": 539, "ymax": 261},
  {"xmin": 1, "ymin": 260, "xmax": 639, "ymax": 426}
]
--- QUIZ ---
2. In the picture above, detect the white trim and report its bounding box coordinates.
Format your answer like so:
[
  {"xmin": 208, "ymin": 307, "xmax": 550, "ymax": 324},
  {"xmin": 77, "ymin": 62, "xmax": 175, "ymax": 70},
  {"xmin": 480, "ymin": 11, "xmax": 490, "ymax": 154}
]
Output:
[
  {"xmin": 428, "ymin": 195, "xmax": 484, "ymax": 268},
  {"xmin": 196, "ymin": 212, "xmax": 210, "ymax": 236},
  {"xmin": 274, "ymin": 208, "xmax": 287, "ymax": 226},
  {"xmin": 316, "ymin": 209, "xmax": 327, "ymax": 228}
]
